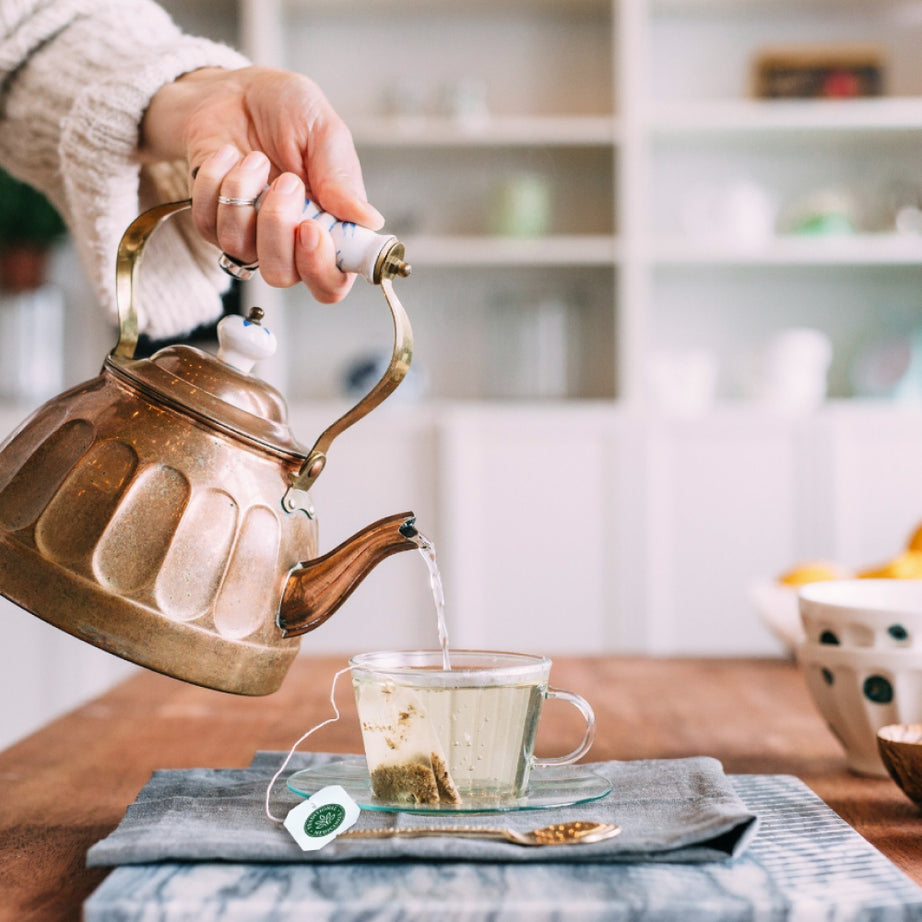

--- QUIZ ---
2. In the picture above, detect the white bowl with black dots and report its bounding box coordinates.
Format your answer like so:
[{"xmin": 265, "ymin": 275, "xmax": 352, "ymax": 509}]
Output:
[
  {"xmin": 799, "ymin": 580, "xmax": 922, "ymax": 649},
  {"xmin": 797, "ymin": 641, "xmax": 922, "ymax": 776}
]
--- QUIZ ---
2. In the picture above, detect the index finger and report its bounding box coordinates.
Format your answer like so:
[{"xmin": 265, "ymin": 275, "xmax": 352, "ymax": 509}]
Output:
[{"xmin": 303, "ymin": 112, "xmax": 385, "ymax": 230}]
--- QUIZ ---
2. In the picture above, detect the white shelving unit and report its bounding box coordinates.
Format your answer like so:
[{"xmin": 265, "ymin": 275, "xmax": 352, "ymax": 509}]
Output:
[
  {"xmin": 239, "ymin": 0, "xmax": 621, "ymax": 401},
  {"xmin": 639, "ymin": 0, "xmax": 922, "ymax": 403},
  {"xmin": 231, "ymin": 0, "xmax": 922, "ymax": 408}
]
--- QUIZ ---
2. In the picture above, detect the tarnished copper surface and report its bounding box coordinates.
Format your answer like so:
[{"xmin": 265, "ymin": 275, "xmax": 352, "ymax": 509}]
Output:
[{"xmin": 0, "ymin": 201, "xmax": 417, "ymax": 695}]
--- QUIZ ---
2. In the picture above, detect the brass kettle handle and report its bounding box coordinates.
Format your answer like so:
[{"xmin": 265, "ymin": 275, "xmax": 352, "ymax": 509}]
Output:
[
  {"xmin": 283, "ymin": 274, "xmax": 413, "ymax": 512},
  {"xmin": 113, "ymin": 199, "xmax": 414, "ymax": 510},
  {"xmin": 114, "ymin": 198, "xmax": 195, "ymax": 358}
]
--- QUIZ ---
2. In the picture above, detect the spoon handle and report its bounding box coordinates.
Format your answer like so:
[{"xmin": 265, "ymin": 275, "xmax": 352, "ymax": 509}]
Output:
[{"xmin": 340, "ymin": 826, "xmax": 510, "ymax": 842}]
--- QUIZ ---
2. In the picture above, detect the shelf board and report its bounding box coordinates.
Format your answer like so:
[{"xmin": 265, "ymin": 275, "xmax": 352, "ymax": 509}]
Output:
[
  {"xmin": 648, "ymin": 97, "xmax": 922, "ymax": 134},
  {"xmin": 402, "ymin": 235, "xmax": 619, "ymax": 267},
  {"xmin": 352, "ymin": 115, "xmax": 619, "ymax": 148},
  {"xmin": 650, "ymin": 0, "xmax": 903, "ymax": 10},
  {"xmin": 651, "ymin": 233, "xmax": 922, "ymax": 266},
  {"xmin": 283, "ymin": 0, "xmax": 608, "ymax": 12}
]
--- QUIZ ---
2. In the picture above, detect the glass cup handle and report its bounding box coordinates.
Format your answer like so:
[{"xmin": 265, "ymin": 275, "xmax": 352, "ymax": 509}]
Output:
[{"xmin": 533, "ymin": 686, "xmax": 596, "ymax": 768}]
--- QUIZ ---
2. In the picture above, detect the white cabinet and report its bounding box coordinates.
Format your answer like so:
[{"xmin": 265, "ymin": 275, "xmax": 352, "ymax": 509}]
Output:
[
  {"xmin": 819, "ymin": 405, "xmax": 922, "ymax": 569},
  {"xmin": 434, "ymin": 404, "xmax": 621, "ymax": 654},
  {"xmin": 284, "ymin": 402, "xmax": 922, "ymax": 662},
  {"xmin": 639, "ymin": 411, "xmax": 807, "ymax": 655},
  {"xmin": 6, "ymin": 392, "xmax": 922, "ymax": 748},
  {"xmin": 0, "ymin": 596, "xmax": 136, "ymax": 751}
]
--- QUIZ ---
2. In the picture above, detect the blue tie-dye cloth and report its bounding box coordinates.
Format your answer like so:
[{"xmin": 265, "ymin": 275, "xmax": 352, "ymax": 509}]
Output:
[{"xmin": 87, "ymin": 751, "xmax": 758, "ymax": 866}]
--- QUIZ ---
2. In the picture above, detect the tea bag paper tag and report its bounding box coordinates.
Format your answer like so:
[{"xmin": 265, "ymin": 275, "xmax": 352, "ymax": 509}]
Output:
[{"xmin": 284, "ymin": 785, "xmax": 360, "ymax": 851}]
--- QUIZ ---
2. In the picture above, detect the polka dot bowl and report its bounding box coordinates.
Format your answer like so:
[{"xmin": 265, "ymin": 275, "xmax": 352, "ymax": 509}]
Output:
[
  {"xmin": 798, "ymin": 641, "xmax": 922, "ymax": 776},
  {"xmin": 798, "ymin": 580, "xmax": 922, "ymax": 650}
]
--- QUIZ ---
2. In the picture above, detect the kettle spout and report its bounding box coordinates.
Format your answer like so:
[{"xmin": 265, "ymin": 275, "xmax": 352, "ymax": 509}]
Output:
[{"xmin": 278, "ymin": 511, "xmax": 421, "ymax": 637}]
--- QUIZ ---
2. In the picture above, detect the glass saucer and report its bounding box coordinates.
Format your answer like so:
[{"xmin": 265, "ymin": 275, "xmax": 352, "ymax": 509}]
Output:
[{"xmin": 286, "ymin": 756, "xmax": 612, "ymax": 814}]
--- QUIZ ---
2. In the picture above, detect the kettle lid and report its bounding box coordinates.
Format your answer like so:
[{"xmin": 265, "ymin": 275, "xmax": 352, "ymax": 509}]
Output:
[{"xmin": 106, "ymin": 308, "xmax": 307, "ymax": 459}]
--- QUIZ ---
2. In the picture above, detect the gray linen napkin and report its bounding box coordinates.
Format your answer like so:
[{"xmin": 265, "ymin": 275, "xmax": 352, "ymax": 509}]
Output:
[{"xmin": 86, "ymin": 751, "xmax": 758, "ymax": 867}]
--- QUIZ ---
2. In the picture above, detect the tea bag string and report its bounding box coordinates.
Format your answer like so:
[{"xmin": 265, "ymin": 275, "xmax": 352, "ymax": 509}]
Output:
[{"xmin": 265, "ymin": 665, "xmax": 352, "ymax": 824}]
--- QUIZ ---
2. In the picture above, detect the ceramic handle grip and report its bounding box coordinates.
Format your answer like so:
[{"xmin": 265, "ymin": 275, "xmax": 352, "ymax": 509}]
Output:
[
  {"xmin": 255, "ymin": 190, "xmax": 411, "ymax": 284},
  {"xmin": 113, "ymin": 198, "xmax": 411, "ymax": 359}
]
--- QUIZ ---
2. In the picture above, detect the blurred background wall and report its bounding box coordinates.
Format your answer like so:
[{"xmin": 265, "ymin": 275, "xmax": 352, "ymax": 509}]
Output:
[{"xmin": 3, "ymin": 0, "xmax": 922, "ymax": 748}]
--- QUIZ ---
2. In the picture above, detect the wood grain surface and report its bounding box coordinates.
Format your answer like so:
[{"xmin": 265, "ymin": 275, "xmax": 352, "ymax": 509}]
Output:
[{"xmin": 1, "ymin": 656, "xmax": 920, "ymax": 921}]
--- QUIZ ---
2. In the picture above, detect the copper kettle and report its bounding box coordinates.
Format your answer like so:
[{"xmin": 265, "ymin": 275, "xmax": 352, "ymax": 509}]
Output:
[{"xmin": 0, "ymin": 200, "xmax": 422, "ymax": 695}]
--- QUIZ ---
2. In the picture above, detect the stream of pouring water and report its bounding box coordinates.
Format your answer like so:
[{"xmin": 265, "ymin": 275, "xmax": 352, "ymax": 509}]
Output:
[
  {"xmin": 265, "ymin": 529, "xmax": 451, "ymax": 821},
  {"xmin": 414, "ymin": 533, "xmax": 451, "ymax": 670}
]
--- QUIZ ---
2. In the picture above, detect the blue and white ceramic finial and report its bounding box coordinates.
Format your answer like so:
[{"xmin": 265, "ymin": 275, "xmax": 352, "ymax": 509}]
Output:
[{"xmin": 216, "ymin": 307, "xmax": 277, "ymax": 373}]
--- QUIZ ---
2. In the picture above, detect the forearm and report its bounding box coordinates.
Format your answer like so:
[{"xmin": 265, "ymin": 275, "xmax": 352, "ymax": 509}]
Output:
[
  {"xmin": 0, "ymin": 2, "xmax": 243, "ymax": 198},
  {"xmin": 0, "ymin": 1, "xmax": 380, "ymax": 333},
  {"xmin": 0, "ymin": 0, "xmax": 249, "ymax": 338}
]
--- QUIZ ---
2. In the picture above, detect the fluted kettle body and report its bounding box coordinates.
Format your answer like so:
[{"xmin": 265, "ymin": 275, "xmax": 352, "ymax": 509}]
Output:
[
  {"xmin": 0, "ymin": 201, "xmax": 417, "ymax": 695},
  {"xmin": 0, "ymin": 357, "xmax": 317, "ymax": 693}
]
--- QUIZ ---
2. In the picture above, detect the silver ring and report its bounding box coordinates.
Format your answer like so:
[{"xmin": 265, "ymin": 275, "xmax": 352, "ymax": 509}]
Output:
[
  {"xmin": 218, "ymin": 252, "xmax": 259, "ymax": 281},
  {"xmin": 217, "ymin": 195, "xmax": 258, "ymax": 207}
]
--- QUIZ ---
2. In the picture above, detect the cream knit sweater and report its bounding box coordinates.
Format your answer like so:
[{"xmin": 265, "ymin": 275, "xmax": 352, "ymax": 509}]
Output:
[{"xmin": 0, "ymin": 0, "xmax": 251, "ymax": 339}]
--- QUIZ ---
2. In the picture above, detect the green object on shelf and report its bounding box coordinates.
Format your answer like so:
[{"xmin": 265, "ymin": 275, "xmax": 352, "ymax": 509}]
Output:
[{"xmin": 788, "ymin": 212, "xmax": 856, "ymax": 236}]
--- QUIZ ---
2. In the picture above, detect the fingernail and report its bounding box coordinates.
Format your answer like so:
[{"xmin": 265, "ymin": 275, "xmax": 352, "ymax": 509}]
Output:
[
  {"xmin": 364, "ymin": 203, "xmax": 386, "ymax": 227},
  {"xmin": 241, "ymin": 151, "xmax": 268, "ymax": 171},
  {"xmin": 298, "ymin": 221, "xmax": 321, "ymax": 251},
  {"xmin": 274, "ymin": 174, "xmax": 301, "ymax": 195}
]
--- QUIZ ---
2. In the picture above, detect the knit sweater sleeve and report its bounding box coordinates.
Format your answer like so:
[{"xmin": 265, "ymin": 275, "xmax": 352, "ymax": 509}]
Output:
[{"xmin": 0, "ymin": 0, "xmax": 251, "ymax": 339}]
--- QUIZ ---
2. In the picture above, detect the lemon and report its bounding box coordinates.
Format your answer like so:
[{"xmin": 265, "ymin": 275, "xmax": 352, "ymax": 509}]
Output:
[
  {"xmin": 777, "ymin": 562, "xmax": 850, "ymax": 586},
  {"xmin": 907, "ymin": 523, "xmax": 922, "ymax": 552},
  {"xmin": 858, "ymin": 550, "xmax": 922, "ymax": 579}
]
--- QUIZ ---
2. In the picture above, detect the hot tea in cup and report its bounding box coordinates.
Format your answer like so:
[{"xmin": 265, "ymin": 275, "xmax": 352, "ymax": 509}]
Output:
[{"xmin": 350, "ymin": 650, "xmax": 595, "ymax": 806}]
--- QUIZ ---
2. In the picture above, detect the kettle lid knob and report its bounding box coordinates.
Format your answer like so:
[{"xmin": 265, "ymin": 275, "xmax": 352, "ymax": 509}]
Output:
[{"xmin": 217, "ymin": 307, "xmax": 277, "ymax": 373}]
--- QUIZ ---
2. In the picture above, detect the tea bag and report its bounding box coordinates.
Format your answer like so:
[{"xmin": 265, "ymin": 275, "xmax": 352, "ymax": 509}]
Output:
[{"xmin": 355, "ymin": 681, "xmax": 460, "ymax": 805}]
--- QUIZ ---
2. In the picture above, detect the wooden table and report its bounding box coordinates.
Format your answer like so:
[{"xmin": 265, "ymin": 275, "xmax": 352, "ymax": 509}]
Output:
[{"xmin": 1, "ymin": 656, "xmax": 920, "ymax": 921}]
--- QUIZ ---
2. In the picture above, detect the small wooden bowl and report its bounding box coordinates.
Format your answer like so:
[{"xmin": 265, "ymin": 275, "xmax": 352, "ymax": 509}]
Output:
[{"xmin": 877, "ymin": 724, "xmax": 922, "ymax": 806}]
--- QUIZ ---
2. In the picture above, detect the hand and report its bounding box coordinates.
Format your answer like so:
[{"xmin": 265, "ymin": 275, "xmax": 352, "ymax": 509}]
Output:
[{"xmin": 140, "ymin": 66, "xmax": 384, "ymax": 302}]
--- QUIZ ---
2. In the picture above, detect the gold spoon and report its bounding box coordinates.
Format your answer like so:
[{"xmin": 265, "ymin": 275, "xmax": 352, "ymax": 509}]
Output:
[{"xmin": 339, "ymin": 820, "xmax": 621, "ymax": 847}]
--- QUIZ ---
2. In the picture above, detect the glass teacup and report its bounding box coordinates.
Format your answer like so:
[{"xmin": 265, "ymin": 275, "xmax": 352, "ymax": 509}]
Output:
[{"xmin": 350, "ymin": 650, "xmax": 595, "ymax": 807}]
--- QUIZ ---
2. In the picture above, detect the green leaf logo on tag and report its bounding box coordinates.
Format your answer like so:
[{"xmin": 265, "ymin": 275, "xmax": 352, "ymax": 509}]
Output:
[{"xmin": 304, "ymin": 803, "xmax": 346, "ymax": 838}]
